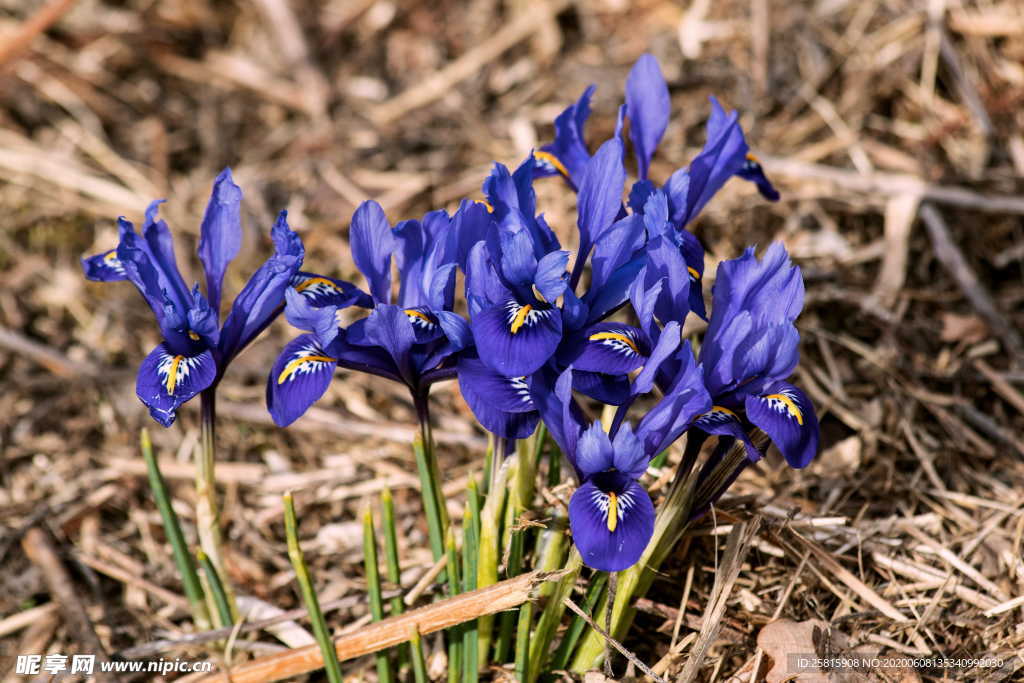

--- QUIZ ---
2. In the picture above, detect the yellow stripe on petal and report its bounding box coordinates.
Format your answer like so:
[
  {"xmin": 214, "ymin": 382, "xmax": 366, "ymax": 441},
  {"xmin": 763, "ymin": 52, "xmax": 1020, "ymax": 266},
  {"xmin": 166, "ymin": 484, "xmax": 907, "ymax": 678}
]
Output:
[
  {"xmin": 687, "ymin": 266, "xmax": 700, "ymax": 280},
  {"xmin": 533, "ymin": 150, "xmax": 570, "ymax": 178},
  {"xmin": 588, "ymin": 331, "xmax": 639, "ymax": 354},
  {"xmin": 746, "ymin": 152, "xmax": 761, "ymax": 164},
  {"xmin": 404, "ymin": 309, "xmax": 433, "ymax": 323},
  {"xmin": 711, "ymin": 405, "xmax": 737, "ymax": 417},
  {"xmin": 277, "ymin": 355, "xmax": 337, "ymax": 385},
  {"xmin": 765, "ymin": 393, "xmax": 804, "ymax": 425},
  {"xmin": 295, "ymin": 277, "xmax": 341, "ymax": 293},
  {"xmin": 165, "ymin": 355, "xmax": 184, "ymax": 394},
  {"xmin": 510, "ymin": 304, "xmax": 532, "ymax": 334},
  {"xmin": 606, "ymin": 492, "xmax": 619, "ymax": 532}
]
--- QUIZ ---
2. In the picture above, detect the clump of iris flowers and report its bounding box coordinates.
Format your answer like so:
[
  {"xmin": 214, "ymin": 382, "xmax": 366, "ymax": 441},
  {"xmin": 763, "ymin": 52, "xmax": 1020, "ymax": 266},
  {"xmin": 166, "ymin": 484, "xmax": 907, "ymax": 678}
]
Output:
[{"xmin": 452, "ymin": 53, "xmax": 813, "ymax": 574}]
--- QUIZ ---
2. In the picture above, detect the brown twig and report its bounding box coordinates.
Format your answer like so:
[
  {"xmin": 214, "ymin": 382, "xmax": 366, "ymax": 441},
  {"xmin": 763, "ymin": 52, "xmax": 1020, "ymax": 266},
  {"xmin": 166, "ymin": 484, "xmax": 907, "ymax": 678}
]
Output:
[
  {"xmin": 919, "ymin": 202, "xmax": 1024, "ymax": 358},
  {"xmin": 370, "ymin": 0, "xmax": 572, "ymax": 125},
  {"xmin": 20, "ymin": 527, "xmax": 121, "ymax": 682},
  {"xmin": 678, "ymin": 517, "xmax": 762, "ymax": 682},
  {"xmin": 184, "ymin": 570, "xmax": 564, "ymax": 683},
  {"xmin": 562, "ymin": 595, "xmax": 666, "ymax": 683},
  {"xmin": 0, "ymin": 0, "xmax": 78, "ymax": 69}
]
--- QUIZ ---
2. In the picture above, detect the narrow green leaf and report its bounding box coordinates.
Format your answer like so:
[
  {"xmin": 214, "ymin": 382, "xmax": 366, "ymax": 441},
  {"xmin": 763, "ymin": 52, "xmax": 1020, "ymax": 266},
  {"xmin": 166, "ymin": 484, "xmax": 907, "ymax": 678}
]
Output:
[
  {"xmin": 195, "ymin": 549, "xmax": 232, "ymax": 631},
  {"xmin": 140, "ymin": 428, "xmax": 209, "ymax": 629},
  {"xmin": 283, "ymin": 493, "xmax": 343, "ymax": 683},
  {"xmin": 363, "ymin": 507, "xmax": 394, "ymax": 683},
  {"xmin": 408, "ymin": 625, "xmax": 429, "ymax": 683}
]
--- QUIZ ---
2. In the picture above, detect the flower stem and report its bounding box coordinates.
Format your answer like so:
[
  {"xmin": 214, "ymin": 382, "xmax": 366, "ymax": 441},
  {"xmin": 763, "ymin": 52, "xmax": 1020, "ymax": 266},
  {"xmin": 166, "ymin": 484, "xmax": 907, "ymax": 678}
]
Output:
[
  {"xmin": 413, "ymin": 393, "xmax": 449, "ymax": 570},
  {"xmin": 196, "ymin": 389, "xmax": 237, "ymax": 624}
]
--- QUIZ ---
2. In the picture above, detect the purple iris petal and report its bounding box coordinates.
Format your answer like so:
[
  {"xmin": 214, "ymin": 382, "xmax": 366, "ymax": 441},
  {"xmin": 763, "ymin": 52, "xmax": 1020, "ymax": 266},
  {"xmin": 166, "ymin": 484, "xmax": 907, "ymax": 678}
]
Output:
[
  {"xmin": 218, "ymin": 211, "xmax": 304, "ymax": 362},
  {"xmin": 569, "ymin": 473, "xmax": 655, "ymax": 572},
  {"xmin": 693, "ymin": 406, "xmax": 764, "ymax": 462},
  {"xmin": 576, "ymin": 137, "xmax": 626, "ymax": 267},
  {"xmin": 529, "ymin": 366, "xmax": 585, "ymax": 464},
  {"xmin": 566, "ymin": 322, "xmax": 647, "ymax": 375},
  {"xmin": 631, "ymin": 322, "xmax": 681, "ymax": 395},
  {"xmin": 730, "ymin": 323, "xmax": 800, "ymax": 396},
  {"xmin": 136, "ymin": 343, "xmax": 217, "ymax": 427},
  {"xmin": 708, "ymin": 243, "xmax": 804, "ymax": 329},
  {"xmin": 745, "ymin": 381, "xmax": 819, "ymax": 468},
  {"xmin": 471, "ymin": 299, "xmax": 562, "ymax": 377},
  {"xmin": 291, "ymin": 271, "xmax": 371, "ymax": 309},
  {"xmin": 636, "ymin": 345, "xmax": 711, "ymax": 455},
  {"xmin": 611, "ymin": 424, "xmax": 648, "ymax": 479},
  {"xmin": 589, "ymin": 214, "xmax": 645, "ymax": 296},
  {"xmin": 457, "ymin": 356, "xmax": 539, "ymax": 439},
  {"xmin": 197, "ymin": 168, "xmax": 243, "ymax": 315},
  {"xmin": 533, "ymin": 250, "xmax": 570, "ymax": 304},
  {"xmin": 350, "ymin": 200, "xmax": 397, "ymax": 304},
  {"xmin": 737, "ymin": 155, "xmax": 780, "ymax": 201},
  {"xmin": 266, "ymin": 333, "xmax": 339, "ymax": 427},
  {"xmin": 81, "ymin": 248, "xmax": 128, "ymax": 282},
  {"xmin": 571, "ymin": 370, "xmax": 630, "ymax": 406},
  {"xmin": 536, "ymin": 85, "xmax": 595, "ymax": 188},
  {"xmin": 142, "ymin": 200, "xmax": 191, "ymax": 310},
  {"xmin": 360, "ymin": 304, "xmax": 417, "ymax": 384},
  {"xmin": 283, "ymin": 287, "xmax": 339, "ymax": 349},
  {"xmin": 625, "ymin": 53, "xmax": 670, "ymax": 181},
  {"xmin": 575, "ymin": 422, "xmax": 615, "ymax": 477},
  {"xmin": 665, "ymin": 98, "xmax": 748, "ymax": 228}
]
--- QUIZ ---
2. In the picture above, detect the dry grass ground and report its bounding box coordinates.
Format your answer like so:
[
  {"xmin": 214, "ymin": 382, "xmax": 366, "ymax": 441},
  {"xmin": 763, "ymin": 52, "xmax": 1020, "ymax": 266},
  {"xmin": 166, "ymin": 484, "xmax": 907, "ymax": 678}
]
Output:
[{"xmin": 1, "ymin": 0, "xmax": 1023, "ymax": 680}]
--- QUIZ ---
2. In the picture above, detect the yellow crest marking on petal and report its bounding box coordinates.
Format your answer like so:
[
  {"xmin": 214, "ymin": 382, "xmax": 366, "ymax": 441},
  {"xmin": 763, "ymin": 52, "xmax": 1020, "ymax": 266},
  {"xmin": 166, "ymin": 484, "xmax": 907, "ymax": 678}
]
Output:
[
  {"xmin": 687, "ymin": 266, "xmax": 700, "ymax": 280},
  {"xmin": 482, "ymin": 201, "xmax": 494, "ymax": 213},
  {"xmin": 711, "ymin": 405, "xmax": 737, "ymax": 417},
  {"xmin": 606, "ymin": 491, "xmax": 619, "ymax": 532},
  {"xmin": 510, "ymin": 304, "xmax": 532, "ymax": 334},
  {"xmin": 533, "ymin": 150, "xmax": 570, "ymax": 178},
  {"xmin": 295, "ymin": 277, "xmax": 341, "ymax": 293},
  {"xmin": 404, "ymin": 309, "xmax": 433, "ymax": 324},
  {"xmin": 165, "ymin": 355, "xmax": 184, "ymax": 394},
  {"xmin": 103, "ymin": 250, "xmax": 119, "ymax": 263},
  {"xmin": 188, "ymin": 331, "xmax": 200, "ymax": 341},
  {"xmin": 746, "ymin": 152, "xmax": 761, "ymax": 164},
  {"xmin": 277, "ymin": 355, "xmax": 337, "ymax": 385},
  {"xmin": 765, "ymin": 393, "xmax": 804, "ymax": 425},
  {"xmin": 588, "ymin": 331, "xmax": 639, "ymax": 354}
]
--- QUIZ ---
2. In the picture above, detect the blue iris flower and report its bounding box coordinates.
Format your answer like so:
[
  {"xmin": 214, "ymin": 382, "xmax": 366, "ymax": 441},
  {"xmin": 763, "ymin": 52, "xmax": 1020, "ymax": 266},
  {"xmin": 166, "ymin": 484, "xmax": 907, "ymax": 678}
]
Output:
[
  {"xmin": 530, "ymin": 349, "xmax": 710, "ymax": 572},
  {"xmin": 82, "ymin": 168, "xmax": 357, "ymax": 427},
  {"xmin": 267, "ymin": 200, "xmax": 474, "ymax": 427},
  {"xmin": 687, "ymin": 242, "xmax": 820, "ymax": 471}
]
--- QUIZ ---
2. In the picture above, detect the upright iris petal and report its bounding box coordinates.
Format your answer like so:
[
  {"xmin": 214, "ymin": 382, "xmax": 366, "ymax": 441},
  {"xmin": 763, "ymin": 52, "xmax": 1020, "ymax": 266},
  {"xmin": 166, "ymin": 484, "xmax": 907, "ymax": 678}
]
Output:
[
  {"xmin": 625, "ymin": 53, "xmax": 670, "ymax": 181},
  {"xmin": 535, "ymin": 85, "xmax": 595, "ymax": 188},
  {"xmin": 197, "ymin": 169, "xmax": 243, "ymax": 315}
]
